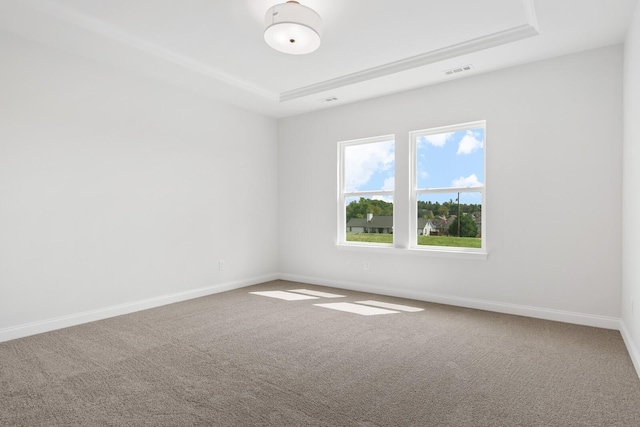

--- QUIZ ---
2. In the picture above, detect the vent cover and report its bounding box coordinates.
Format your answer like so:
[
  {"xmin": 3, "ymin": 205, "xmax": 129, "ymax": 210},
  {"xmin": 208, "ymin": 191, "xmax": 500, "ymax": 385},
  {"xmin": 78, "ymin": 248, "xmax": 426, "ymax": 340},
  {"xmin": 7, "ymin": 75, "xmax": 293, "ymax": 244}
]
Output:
[{"xmin": 444, "ymin": 64, "xmax": 474, "ymax": 76}]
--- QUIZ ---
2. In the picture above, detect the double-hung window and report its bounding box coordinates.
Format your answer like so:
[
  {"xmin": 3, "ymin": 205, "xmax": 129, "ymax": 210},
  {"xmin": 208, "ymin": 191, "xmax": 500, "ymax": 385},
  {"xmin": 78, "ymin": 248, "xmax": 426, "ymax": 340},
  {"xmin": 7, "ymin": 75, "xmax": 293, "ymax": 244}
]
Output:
[
  {"xmin": 410, "ymin": 121, "xmax": 485, "ymax": 252},
  {"xmin": 338, "ymin": 135, "xmax": 395, "ymax": 246},
  {"xmin": 338, "ymin": 121, "xmax": 485, "ymax": 255}
]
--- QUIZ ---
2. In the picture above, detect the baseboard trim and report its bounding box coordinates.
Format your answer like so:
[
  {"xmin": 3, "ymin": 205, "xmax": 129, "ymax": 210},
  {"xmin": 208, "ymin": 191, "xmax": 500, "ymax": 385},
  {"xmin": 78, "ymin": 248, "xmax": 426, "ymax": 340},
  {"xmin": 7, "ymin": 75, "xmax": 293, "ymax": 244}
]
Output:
[
  {"xmin": 0, "ymin": 272, "xmax": 625, "ymax": 346},
  {"xmin": 278, "ymin": 273, "xmax": 622, "ymax": 330},
  {"xmin": 0, "ymin": 273, "xmax": 279, "ymax": 343},
  {"xmin": 620, "ymin": 321, "xmax": 640, "ymax": 379}
]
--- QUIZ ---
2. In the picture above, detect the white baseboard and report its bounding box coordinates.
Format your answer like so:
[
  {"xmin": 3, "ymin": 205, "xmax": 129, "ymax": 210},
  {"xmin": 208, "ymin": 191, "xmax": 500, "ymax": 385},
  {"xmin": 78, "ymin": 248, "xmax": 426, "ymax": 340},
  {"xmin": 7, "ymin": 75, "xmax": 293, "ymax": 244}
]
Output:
[
  {"xmin": 0, "ymin": 273, "xmax": 279, "ymax": 343},
  {"xmin": 278, "ymin": 273, "xmax": 622, "ymax": 330},
  {"xmin": 0, "ymin": 271, "xmax": 626, "ymax": 349},
  {"xmin": 620, "ymin": 321, "xmax": 640, "ymax": 379}
]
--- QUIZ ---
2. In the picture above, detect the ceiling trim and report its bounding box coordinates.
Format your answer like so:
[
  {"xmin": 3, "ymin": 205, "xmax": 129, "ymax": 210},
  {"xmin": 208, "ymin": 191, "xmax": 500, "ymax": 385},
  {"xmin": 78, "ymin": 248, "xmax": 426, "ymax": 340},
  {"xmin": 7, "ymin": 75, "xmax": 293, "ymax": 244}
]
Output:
[
  {"xmin": 281, "ymin": 0, "xmax": 539, "ymax": 102},
  {"xmin": 280, "ymin": 25, "xmax": 539, "ymax": 102}
]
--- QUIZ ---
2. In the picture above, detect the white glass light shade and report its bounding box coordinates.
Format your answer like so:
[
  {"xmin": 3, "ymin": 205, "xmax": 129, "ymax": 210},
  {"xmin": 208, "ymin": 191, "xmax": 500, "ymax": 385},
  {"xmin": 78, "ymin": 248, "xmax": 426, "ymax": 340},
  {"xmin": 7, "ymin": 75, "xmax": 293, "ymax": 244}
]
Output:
[{"xmin": 264, "ymin": 1, "xmax": 322, "ymax": 55}]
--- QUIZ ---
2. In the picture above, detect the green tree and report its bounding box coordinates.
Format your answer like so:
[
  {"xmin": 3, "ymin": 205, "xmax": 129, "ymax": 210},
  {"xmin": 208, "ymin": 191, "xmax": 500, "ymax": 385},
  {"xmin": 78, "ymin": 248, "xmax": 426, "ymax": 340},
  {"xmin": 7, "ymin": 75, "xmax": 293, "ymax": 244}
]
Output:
[
  {"xmin": 346, "ymin": 197, "xmax": 393, "ymax": 221},
  {"xmin": 437, "ymin": 205, "xmax": 449, "ymax": 217},
  {"xmin": 417, "ymin": 200, "xmax": 480, "ymax": 219},
  {"xmin": 447, "ymin": 214, "xmax": 478, "ymax": 238}
]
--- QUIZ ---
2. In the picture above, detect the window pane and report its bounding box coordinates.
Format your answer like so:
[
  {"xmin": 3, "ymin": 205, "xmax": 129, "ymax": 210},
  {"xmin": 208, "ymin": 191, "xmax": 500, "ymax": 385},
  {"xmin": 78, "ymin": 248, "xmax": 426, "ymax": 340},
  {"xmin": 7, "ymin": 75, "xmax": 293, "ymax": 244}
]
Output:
[
  {"xmin": 416, "ymin": 128, "xmax": 484, "ymax": 189},
  {"xmin": 416, "ymin": 192, "xmax": 481, "ymax": 248},
  {"xmin": 345, "ymin": 196, "xmax": 394, "ymax": 244},
  {"xmin": 344, "ymin": 139, "xmax": 395, "ymax": 192}
]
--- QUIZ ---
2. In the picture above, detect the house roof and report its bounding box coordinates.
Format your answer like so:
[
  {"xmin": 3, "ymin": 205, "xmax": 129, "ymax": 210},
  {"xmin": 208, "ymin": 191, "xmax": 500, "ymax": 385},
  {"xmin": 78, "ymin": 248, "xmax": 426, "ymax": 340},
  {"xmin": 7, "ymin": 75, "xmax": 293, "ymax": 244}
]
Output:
[
  {"xmin": 347, "ymin": 216, "xmax": 393, "ymax": 228},
  {"xmin": 348, "ymin": 216, "xmax": 435, "ymax": 229}
]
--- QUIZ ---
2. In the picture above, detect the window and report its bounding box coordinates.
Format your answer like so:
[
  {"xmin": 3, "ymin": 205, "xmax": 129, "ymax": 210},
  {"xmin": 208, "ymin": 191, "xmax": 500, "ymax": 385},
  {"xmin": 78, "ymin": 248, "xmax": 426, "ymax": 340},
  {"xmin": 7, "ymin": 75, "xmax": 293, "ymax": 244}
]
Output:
[
  {"xmin": 410, "ymin": 121, "xmax": 485, "ymax": 252},
  {"xmin": 337, "ymin": 121, "xmax": 485, "ymax": 256},
  {"xmin": 338, "ymin": 135, "xmax": 395, "ymax": 246}
]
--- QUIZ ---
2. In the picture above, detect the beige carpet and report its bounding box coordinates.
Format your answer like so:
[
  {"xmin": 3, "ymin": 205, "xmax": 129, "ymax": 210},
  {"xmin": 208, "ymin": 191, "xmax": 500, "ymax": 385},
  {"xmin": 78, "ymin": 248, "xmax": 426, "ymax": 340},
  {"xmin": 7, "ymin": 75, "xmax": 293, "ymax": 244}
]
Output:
[{"xmin": 1, "ymin": 280, "xmax": 639, "ymax": 426}]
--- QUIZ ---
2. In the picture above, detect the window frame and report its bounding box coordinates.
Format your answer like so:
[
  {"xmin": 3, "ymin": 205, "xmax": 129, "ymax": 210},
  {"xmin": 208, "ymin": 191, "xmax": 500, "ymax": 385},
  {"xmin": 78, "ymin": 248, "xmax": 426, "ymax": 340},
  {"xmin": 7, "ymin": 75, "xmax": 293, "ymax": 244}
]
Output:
[
  {"xmin": 409, "ymin": 120, "xmax": 486, "ymax": 254},
  {"xmin": 336, "ymin": 122, "xmax": 487, "ymax": 259},
  {"xmin": 337, "ymin": 134, "xmax": 395, "ymax": 247}
]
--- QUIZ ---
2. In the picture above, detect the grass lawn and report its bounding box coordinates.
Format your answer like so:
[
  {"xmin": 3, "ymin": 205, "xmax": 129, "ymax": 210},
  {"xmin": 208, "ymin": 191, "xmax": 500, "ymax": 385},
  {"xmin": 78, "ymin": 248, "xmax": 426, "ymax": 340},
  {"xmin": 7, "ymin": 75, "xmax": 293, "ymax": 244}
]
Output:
[
  {"xmin": 346, "ymin": 233, "xmax": 393, "ymax": 244},
  {"xmin": 417, "ymin": 235, "xmax": 481, "ymax": 248},
  {"xmin": 346, "ymin": 233, "xmax": 481, "ymax": 248}
]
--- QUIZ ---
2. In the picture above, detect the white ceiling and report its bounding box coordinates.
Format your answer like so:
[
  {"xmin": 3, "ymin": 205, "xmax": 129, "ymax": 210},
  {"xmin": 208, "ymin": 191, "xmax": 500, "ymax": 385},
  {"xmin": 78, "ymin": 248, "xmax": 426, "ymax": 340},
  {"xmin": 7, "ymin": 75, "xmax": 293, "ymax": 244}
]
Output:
[{"xmin": 0, "ymin": 0, "xmax": 636, "ymax": 118}]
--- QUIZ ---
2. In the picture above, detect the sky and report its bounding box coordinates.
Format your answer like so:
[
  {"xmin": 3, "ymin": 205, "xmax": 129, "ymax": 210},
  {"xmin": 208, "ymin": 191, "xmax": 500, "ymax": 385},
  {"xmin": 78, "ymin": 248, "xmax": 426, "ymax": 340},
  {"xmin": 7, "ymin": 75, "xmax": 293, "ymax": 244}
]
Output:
[
  {"xmin": 417, "ymin": 128, "xmax": 484, "ymax": 204},
  {"xmin": 344, "ymin": 139, "xmax": 395, "ymax": 193},
  {"xmin": 344, "ymin": 128, "xmax": 484, "ymax": 204}
]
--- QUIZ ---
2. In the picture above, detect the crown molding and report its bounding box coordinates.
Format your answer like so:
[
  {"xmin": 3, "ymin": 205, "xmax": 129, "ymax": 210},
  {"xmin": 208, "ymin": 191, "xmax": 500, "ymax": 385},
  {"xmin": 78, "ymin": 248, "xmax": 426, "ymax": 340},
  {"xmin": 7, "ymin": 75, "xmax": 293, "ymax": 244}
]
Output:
[
  {"xmin": 280, "ymin": 0, "xmax": 539, "ymax": 101},
  {"xmin": 280, "ymin": 23, "xmax": 539, "ymax": 102}
]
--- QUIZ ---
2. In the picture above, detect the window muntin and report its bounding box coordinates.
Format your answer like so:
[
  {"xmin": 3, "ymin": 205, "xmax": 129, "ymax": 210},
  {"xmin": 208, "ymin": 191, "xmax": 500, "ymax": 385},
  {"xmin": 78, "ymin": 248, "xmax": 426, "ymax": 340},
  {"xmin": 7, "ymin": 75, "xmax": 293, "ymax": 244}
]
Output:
[
  {"xmin": 410, "ymin": 121, "xmax": 485, "ymax": 252},
  {"xmin": 338, "ymin": 136, "xmax": 395, "ymax": 245}
]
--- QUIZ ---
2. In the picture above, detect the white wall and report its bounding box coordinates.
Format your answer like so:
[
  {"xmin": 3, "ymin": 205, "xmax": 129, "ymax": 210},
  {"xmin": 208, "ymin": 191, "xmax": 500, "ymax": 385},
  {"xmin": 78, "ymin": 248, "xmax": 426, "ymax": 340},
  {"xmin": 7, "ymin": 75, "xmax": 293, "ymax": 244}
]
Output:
[
  {"xmin": 0, "ymin": 29, "xmax": 628, "ymax": 344},
  {"xmin": 622, "ymin": 2, "xmax": 640, "ymax": 373},
  {"xmin": 278, "ymin": 45, "xmax": 623, "ymax": 327},
  {"xmin": 0, "ymin": 32, "xmax": 279, "ymax": 339}
]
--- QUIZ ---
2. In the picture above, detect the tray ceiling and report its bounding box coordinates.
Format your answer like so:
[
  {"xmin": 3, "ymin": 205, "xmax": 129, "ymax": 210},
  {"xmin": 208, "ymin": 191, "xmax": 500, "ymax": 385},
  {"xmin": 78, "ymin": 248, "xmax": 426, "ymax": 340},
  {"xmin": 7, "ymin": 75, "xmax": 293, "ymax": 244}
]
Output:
[{"xmin": 0, "ymin": 0, "xmax": 636, "ymax": 117}]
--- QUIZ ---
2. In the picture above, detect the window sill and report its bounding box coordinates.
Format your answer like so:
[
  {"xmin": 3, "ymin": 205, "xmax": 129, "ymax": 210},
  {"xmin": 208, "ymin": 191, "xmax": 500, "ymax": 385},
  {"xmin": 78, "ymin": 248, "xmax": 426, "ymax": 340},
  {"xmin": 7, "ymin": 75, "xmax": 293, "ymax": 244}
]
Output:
[{"xmin": 335, "ymin": 243, "xmax": 488, "ymax": 260}]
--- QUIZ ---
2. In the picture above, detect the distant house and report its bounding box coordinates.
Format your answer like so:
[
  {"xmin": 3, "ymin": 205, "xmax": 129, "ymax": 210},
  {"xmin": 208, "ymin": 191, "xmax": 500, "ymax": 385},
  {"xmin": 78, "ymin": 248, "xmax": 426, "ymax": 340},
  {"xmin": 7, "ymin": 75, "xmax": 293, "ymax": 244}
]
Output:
[
  {"xmin": 418, "ymin": 218, "xmax": 432, "ymax": 236},
  {"xmin": 422, "ymin": 216, "xmax": 457, "ymax": 236},
  {"xmin": 346, "ymin": 213, "xmax": 393, "ymax": 234},
  {"xmin": 347, "ymin": 214, "xmax": 467, "ymax": 236}
]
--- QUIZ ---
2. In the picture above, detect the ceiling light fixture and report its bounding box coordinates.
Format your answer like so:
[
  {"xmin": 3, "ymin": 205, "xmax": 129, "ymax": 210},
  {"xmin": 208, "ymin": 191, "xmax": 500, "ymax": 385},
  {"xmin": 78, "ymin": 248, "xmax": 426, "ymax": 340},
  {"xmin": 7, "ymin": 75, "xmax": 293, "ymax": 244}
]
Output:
[{"xmin": 264, "ymin": 1, "xmax": 322, "ymax": 55}]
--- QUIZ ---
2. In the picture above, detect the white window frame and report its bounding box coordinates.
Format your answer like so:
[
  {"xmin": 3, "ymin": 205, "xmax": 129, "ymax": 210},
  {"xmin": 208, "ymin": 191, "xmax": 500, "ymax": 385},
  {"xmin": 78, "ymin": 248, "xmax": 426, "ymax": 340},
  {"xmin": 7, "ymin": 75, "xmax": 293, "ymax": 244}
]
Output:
[
  {"xmin": 337, "ymin": 135, "xmax": 395, "ymax": 247},
  {"xmin": 409, "ymin": 120, "xmax": 486, "ymax": 254}
]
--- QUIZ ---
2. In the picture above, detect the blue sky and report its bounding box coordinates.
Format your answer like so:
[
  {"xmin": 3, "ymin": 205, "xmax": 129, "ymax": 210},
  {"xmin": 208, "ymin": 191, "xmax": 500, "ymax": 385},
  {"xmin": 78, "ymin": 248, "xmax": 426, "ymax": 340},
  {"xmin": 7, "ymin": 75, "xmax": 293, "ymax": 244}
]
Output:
[
  {"xmin": 417, "ymin": 128, "xmax": 484, "ymax": 189},
  {"xmin": 344, "ymin": 128, "xmax": 484, "ymax": 204},
  {"xmin": 417, "ymin": 128, "xmax": 484, "ymax": 204}
]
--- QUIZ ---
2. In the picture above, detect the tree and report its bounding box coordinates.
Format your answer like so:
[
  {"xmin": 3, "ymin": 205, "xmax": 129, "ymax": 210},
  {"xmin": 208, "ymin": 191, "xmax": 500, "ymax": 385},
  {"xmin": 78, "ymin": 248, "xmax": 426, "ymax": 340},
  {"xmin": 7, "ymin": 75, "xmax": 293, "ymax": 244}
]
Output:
[
  {"xmin": 448, "ymin": 214, "xmax": 478, "ymax": 238},
  {"xmin": 346, "ymin": 197, "xmax": 393, "ymax": 221}
]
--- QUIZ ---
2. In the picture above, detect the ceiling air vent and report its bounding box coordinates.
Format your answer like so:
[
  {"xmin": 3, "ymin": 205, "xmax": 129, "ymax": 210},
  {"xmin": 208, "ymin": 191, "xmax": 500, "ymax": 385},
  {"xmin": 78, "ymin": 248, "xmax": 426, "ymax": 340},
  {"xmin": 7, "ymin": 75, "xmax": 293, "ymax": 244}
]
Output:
[
  {"xmin": 444, "ymin": 64, "xmax": 474, "ymax": 76},
  {"xmin": 318, "ymin": 96, "xmax": 339, "ymax": 103}
]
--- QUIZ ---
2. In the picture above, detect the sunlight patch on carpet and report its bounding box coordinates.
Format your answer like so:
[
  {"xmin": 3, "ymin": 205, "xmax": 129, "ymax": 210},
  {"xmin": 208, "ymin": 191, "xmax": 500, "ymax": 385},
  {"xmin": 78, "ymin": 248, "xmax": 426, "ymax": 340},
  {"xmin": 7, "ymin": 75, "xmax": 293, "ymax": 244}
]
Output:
[
  {"xmin": 356, "ymin": 300, "xmax": 424, "ymax": 312},
  {"xmin": 314, "ymin": 302, "xmax": 400, "ymax": 316},
  {"xmin": 250, "ymin": 291, "xmax": 319, "ymax": 301},
  {"xmin": 288, "ymin": 289, "xmax": 345, "ymax": 298}
]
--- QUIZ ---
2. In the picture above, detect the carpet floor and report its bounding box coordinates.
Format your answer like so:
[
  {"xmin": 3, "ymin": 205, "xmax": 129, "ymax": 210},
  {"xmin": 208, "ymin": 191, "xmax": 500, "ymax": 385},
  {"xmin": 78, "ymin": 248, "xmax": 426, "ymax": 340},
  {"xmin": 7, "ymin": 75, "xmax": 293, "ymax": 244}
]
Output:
[{"xmin": 1, "ymin": 280, "xmax": 640, "ymax": 426}]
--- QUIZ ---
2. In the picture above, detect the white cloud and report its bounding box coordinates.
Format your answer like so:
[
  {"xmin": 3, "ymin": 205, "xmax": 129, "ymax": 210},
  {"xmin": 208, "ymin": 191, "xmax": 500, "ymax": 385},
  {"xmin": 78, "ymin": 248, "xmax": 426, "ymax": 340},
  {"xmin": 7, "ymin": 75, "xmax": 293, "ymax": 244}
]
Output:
[
  {"xmin": 419, "ymin": 132, "xmax": 454, "ymax": 148},
  {"xmin": 456, "ymin": 130, "xmax": 483, "ymax": 155},
  {"xmin": 382, "ymin": 176, "xmax": 394, "ymax": 191},
  {"xmin": 452, "ymin": 174, "xmax": 483, "ymax": 187},
  {"xmin": 345, "ymin": 141, "xmax": 394, "ymax": 192}
]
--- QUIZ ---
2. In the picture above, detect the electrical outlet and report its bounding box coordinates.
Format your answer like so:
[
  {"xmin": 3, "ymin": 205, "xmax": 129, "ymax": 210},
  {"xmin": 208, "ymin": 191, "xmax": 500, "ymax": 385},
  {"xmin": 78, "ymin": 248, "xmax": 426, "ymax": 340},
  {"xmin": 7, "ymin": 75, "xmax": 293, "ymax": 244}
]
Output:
[
  {"xmin": 219, "ymin": 260, "xmax": 225, "ymax": 271},
  {"xmin": 363, "ymin": 261, "xmax": 370, "ymax": 271}
]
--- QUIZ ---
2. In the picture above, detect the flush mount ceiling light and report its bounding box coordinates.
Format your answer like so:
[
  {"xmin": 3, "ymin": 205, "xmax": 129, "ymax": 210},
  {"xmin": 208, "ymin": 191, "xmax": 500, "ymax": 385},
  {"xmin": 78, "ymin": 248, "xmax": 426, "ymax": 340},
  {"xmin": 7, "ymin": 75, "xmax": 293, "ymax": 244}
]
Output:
[{"xmin": 264, "ymin": 1, "xmax": 322, "ymax": 55}]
